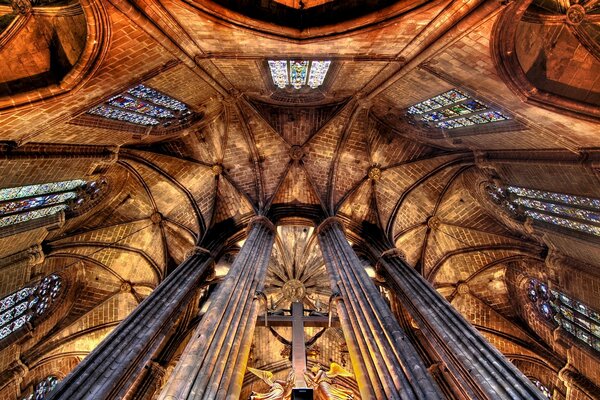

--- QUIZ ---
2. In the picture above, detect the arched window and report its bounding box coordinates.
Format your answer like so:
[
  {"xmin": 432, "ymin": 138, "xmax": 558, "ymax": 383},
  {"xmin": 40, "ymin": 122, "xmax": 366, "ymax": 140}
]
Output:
[
  {"xmin": 268, "ymin": 60, "xmax": 331, "ymax": 89},
  {"xmin": 88, "ymin": 84, "xmax": 191, "ymax": 127},
  {"xmin": 0, "ymin": 274, "xmax": 62, "ymax": 341},
  {"xmin": 487, "ymin": 184, "xmax": 600, "ymax": 237},
  {"xmin": 527, "ymin": 278, "xmax": 600, "ymax": 352},
  {"xmin": 21, "ymin": 376, "xmax": 60, "ymax": 400},
  {"xmin": 406, "ymin": 89, "xmax": 510, "ymax": 130},
  {"xmin": 530, "ymin": 379, "xmax": 551, "ymax": 399},
  {"xmin": 0, "ymin": 179, "xmax": 104, "ymax": 228}
]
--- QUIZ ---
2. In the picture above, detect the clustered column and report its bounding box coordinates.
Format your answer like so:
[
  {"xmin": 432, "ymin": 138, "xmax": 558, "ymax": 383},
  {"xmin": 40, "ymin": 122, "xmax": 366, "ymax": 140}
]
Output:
[
  {"xmin": 47, "ymin": 247, "xmax": 214, "ymax": 400},
  {"xmin": 158, "ymin": 216, "xmax": 275, "ymax": 400},
  {"xmin": 376, "ymin": 247, "xmax": 547, "ymax": 400},
  {"xmin": 317, "ymin": 217, "xmax": 443, "ymax": 400}
]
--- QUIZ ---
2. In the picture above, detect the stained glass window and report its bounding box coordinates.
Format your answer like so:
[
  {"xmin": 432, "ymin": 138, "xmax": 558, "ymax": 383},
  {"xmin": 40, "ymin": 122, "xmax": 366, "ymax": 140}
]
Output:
[
  {"xmin": 0, "ymin": 179, "xmax": 104, "ymax": 228},
  {"xmin": 527, "ymin": 278, "xmax": 600, "ymax": 353},
  {"xmin": 486, "ymin": 184, "xmax": 600, "ymax": 237},
  {"xmin": 21, "ymin": 376, "xmax": 60, "ymax": 400},
  {"xmin": 0, "ymin": 275, "xmax": 62, "ymax": 341},
  {"xmin": 88, "ymin": 84, "xmax": 191, "ymax": 127},
  {"xmin": 531, "ymin": 379, "xmax": 551, "ymax": 399},
  {"xmin": 407, "ymin": 89, "xmax": 510, "ymax": 129},
  {"xmin": 268, "ymin": 60, "xmax": 331, "ymax": 89}
]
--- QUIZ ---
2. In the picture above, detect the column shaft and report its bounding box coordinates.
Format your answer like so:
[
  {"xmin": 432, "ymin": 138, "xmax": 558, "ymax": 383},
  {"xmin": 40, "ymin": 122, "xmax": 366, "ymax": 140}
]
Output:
[
  {"xmin": 317, "ymin": 218, "xmax": 442, "ymax": 400},
  {"xmin": 376, "ymin": 248, "xmax": 547, "ymax": 399},
  {"xmin": 158, "ymin": 218, "xmax": 275, "ymax": 400},
  {"xmin": 47, "ymin": 249, "xmax": 214, "ymax": 400}
]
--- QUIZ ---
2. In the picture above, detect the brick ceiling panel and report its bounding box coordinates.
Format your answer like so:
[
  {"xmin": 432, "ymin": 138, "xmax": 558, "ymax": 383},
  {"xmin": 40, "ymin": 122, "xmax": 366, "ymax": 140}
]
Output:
[
  {"xmin": 212, "ymin": 176, "xmax": 254, "ymax": 225},
  {"xmin": 221, "ymin": 109, "xmax": 259, "ymax": 204},
  {"xmin": 271, "ymin": 163, "xmax": 321, "ymax": 207},
  {"xmin": 303, "ymin": 105, "xmax": 354, "ymax": 203},
  {"xmin": 432, "ymin": 249, "xmax": 518, "ymax": 286},
  {"xmin": 242, "ymin": 103, "xmax": 290, "ymax": 203},
  {"xmin": 333, "ymin": 109, "xmax": 371, "ymax": 208},
  {"xmin": 338, "ymin": 180, "xmax": 376, "ymax": 225}
]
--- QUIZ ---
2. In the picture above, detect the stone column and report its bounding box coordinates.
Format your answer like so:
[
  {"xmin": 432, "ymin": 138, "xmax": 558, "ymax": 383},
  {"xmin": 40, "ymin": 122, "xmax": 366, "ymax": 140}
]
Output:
[
  {"xmin": 158, "ymin": 216, "xmax": 275, "ymax": 400},
  {"xmin": 317, "ymin": 217, "xmax": 442, "ymax": 400},
  {"xmin": 46, "ymin": 247, "xmax": 214, "ymax": 400},
  {"xmin": 375, "ymin": 247, "xmax": 547, "ymax": 399}
]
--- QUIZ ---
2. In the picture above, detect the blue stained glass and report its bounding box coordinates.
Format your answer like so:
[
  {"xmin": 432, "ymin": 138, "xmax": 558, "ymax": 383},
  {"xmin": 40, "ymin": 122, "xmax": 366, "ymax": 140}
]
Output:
[
  {"xmin": 0, "ymin": 204, "xmax": 68, "ymax": 228},
  {"xmin": 430, "ymin": 94, "xmax": 453, "ymax": 106},
  {"xmin": 88, "ymin": 105, "xmax": 160, "ymax": 126},
  {"xmin": 524, "ymin": 210, "xmax": 600, "ymax": 236},
  {"xmin": 307, "ymin": 61, "xmax": 331, "ymax": 88},
  {"xmin": 107, "ymin": 95, "xmax": 175, "ymax": 119},
  {"xmin": 0, "ymin": 275, "xmax": 61, "ymax": 341},
  {"xmin": 290, "ymin": 61, "xmax": 309, "ymax": 89},
  {"xmin": 407, "ymin": 88, "xmax": 510, "ymax": 129},
  {"xmin": 453, "ymin": 117, "xmax": 475, "ymax": 127},
  {"xmin": 407, "ymin": 106, "xmax": 421, "ymax": 115},
  {"xmin": 480, "ymin": 111, "xmax": 509, "ymax": 122},
  {"xmin": 532, "ymin": 380, "xmax": 551, "ymax": 399},
  {"xmin": 437, "ymin": 119, "xmax": 464, "ymax": 129},
  {"xmin": 466, "ymin": 114, "xmax": 488, "ymax": 124},
  {"xmin": 507, "ymin": 186, "xmax": 600, "ymax": 209},
  {"xmin": 440, "ymin": 108, "xmax": 458, "ymax": 118},
  {"xmin": 0, "ymin": 180, "xmax": 85, "ymax": 202},
  {"xmin": 540, "ymin": 303, "xmax": 553, "ymax": 319},
  {"xmin": 127, "ymin": 84, "xmax": 187, "ymax": 111},
  {"xmin": 462, "ymin": 99, "xmax": 487, "ymax": 112},
  {"xmin": 88, "ymin": 84, "xmax": 189, "ymax": 127},
  {"xmin": 21, "ymin": 376, "xmax": 60, "ymax": 400},
  {"xmin": 268, "ymin": 60, "xmax": 289, "ymax": 89},
  {"xmin": 420, "ymin": 99, "xmax": 443, "ymax": 111},
  {"xmin": 441, "ymin": 89, "xmax": 468, "ymax": 103},
  {"xmin": 421, "ymin": 112, "xmax": 445, "ymax": 122},
  {"xmin": 0, "ymin": 192, "xmax": 76, "ymax": 216},
  {"xmin": 514, "ymin": 198, "xmax": 600, "ymax": 224},
  {"xmin": 269, "ymin": 60, "xmax": 331, "ymax": 90},
  {"xmin": 449, "ymin": 105, "xmax": 471, "ymax": 115},
  {"xmin": 529, "ymin": 277, "xmax": 600, "ymax": 353}
]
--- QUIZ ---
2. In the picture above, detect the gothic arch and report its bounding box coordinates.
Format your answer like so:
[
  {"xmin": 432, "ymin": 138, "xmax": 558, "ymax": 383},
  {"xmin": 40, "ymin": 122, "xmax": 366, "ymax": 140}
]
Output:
[
  {"xmin": 491, "ymin": 0, "xmax": 600, "ymax": 121},
  {"xmin": 0, "ymin": 0, "xmax": 110, "ymax": 111}
]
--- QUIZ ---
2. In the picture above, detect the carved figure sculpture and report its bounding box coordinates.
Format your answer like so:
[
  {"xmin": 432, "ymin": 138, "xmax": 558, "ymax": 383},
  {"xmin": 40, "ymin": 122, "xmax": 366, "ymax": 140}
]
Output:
[
  {"xmin": 248, "ymin": 368, "xmax": 295, "ymax": 400},
  {"xmin": 304, "ymin": 363, "xmax": 355, "ymax": 400}
]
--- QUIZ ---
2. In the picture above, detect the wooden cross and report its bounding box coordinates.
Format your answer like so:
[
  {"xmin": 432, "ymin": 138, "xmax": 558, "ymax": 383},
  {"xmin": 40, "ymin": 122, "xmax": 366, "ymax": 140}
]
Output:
[{"xmin": 256, "ymin": 301, "xmax": 338, "ymax": 388}]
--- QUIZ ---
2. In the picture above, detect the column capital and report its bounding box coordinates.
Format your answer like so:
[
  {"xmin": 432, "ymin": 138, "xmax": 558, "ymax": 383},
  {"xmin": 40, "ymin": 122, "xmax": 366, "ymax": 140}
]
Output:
[
  {"xmin": 316, "ymin": 216, "xmax": 343, "ymax": 234},
  {"xmin": 247, "ymin": 216, "xmax": 275, "ymax": 233},
  {"xmin": 185, "ymin": 246, "xmax": 212, "ymax": 259},
  {"xmin": 378, "ymin": 247, "xmax": 407, "ymax": 261}
]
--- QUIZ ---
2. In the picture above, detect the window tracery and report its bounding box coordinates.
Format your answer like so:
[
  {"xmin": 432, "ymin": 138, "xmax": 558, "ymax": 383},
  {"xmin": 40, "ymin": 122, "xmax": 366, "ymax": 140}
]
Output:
[
  {"xmin": 407, "ymin": 89, "xmax": 510, "ymax": 129},
  {"xmin": 88, "ymin": 84, "xmax": 191, "ymax": 127},
  {"xmin": 21, "ymin": 376, "xmax": 60, "ymax": 400},
  {"xmin": 0, "ymin": 178, "xmax": 105, "ymax": 228},
  {"xmin": 531, "ymin": 379, "xmax": 551, "ymax": 399},
  {"xmin": 527, "ymin": 278, "xmax": 600, "ymax": 352},
  {"xmin": 268, "ymin": 60, "xmax": 331, "ymax": 89},
  {"xmin": 486, "ymin": 184, "xmax": 600, "ymax": 237},
  {"xmin": 0, "ymin": 274, "xmax": 62, "ymax": 341}
]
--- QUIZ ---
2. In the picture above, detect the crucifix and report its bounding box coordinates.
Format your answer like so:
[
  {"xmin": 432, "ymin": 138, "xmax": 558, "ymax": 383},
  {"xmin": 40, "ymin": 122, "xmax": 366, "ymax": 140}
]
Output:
[{"xmin": 256, "ymin": 300, "xmax": 338, "ymax": 389}]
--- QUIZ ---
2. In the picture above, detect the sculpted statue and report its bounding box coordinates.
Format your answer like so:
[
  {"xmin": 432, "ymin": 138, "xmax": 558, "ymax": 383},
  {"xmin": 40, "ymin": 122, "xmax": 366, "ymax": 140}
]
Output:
[
  {"xmin": 304, "ymin": 363, "xmax": 354, "ymax": 400},
  {"xmin": 247, "ymin": 368, "xmax": 295, "ymax": 400}
]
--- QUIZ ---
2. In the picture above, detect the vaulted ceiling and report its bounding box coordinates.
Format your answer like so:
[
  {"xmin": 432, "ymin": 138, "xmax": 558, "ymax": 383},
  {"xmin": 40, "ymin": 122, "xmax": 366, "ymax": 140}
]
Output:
[{"xmin": 0, "ymin": 0, "xmax": 599, "ymax": 399}]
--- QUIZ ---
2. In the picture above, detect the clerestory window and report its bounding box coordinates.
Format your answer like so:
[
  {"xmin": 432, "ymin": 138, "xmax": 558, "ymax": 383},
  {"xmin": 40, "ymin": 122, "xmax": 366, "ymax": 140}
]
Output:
[
  {"xmin": 21, "ymin": 376, "xmax": 60, "ymax": 400},
  {"xmin": 268, "ymin": 60, "xmax": 331, "ymax": 89},
  {"xmin": 407, "ymin": 89, "xmax": 510, "ymax": 130},
  {"xmin": 88, "ymin": 84, "xmax": 191, "ymax": 127},
  {"xmin": 0, "ymin": 274, "xmax": 62, "ymax": 341},
  {"xmin": 528, "ymin": 278, "xmax": 600, "ymax": 353},
  {"xmin": 487, "ymin": 184, "xmax": 600, "ymax": 237},
  {"xmin": 0, "ymin": 179, "xmax": 105, "ymax": 228}
]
